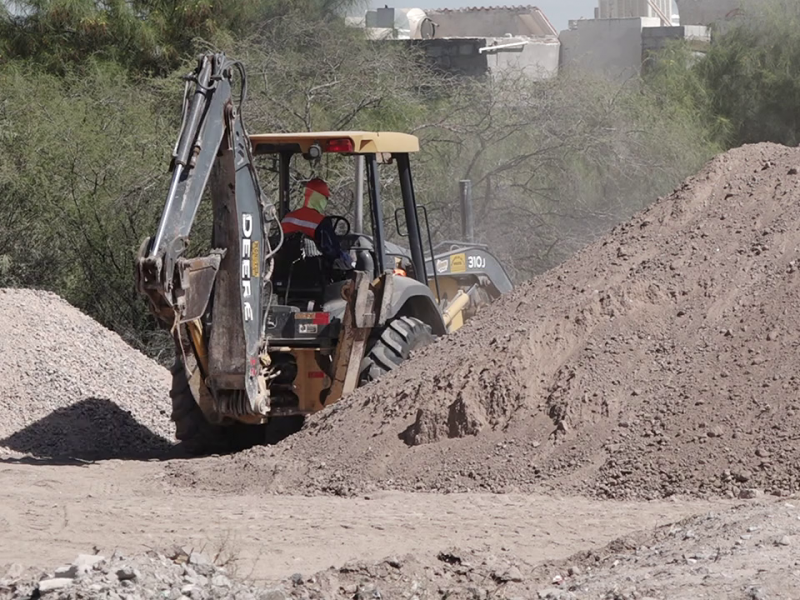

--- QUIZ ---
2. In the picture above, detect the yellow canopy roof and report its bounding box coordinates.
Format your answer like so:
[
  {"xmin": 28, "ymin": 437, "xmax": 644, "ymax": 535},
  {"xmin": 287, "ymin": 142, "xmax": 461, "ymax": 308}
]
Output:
[{"xmin": 249, "ymin": 131, "xmax": 420, "ymax": 155}]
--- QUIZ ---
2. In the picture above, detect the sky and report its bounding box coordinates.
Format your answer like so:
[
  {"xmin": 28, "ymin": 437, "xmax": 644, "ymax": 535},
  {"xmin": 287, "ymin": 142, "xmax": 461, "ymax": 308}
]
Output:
[{"xmin": 365, "ymin": 0, "xmax": 680, "ymax": 32}]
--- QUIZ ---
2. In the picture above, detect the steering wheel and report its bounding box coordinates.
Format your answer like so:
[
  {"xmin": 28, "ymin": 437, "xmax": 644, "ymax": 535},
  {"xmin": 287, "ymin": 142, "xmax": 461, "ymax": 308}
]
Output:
[{"xmin": 324, "ymin": 215, "xmax": 351, "ymax": 237}]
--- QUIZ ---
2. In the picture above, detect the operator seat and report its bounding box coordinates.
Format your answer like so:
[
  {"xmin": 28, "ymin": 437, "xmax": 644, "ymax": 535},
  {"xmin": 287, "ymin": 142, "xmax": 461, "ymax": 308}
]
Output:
[{"xmin": 270, "ymin": 232, "xmax": 328, "ymax": 305}]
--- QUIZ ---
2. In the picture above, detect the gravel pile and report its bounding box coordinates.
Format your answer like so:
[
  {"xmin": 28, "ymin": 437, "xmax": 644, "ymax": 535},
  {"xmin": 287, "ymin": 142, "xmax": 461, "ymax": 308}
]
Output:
[
  {"xmin": 0, "ymin": 546, "xmax": 539, "ymax": 600},
  {"xmin": 175, "ymin": 142, "xmax": 800, "ymax": 501},
  {"xmin": 0, "ymin": 288, "xmax": 174, "ymax": 459},
  {"xmin": 531, "ymin": 498, "xmax": 800, "ymax": 598}
]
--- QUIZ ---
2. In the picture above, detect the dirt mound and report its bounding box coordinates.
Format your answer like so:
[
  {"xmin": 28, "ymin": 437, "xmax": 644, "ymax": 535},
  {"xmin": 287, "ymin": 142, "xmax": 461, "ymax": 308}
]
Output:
[
  {"xmin": 177, "ymin": 141, "xmax": 800, "ymax": 501},
  {"xmin": 0, "ymin": 288, "xmax": 174, "ymax": 459}
]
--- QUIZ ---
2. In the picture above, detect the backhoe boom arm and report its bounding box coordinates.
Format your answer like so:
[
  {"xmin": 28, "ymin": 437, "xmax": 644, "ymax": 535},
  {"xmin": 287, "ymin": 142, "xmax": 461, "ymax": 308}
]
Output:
[{"xmin": 136, "ymin": 53, "xmax": 272, "ymax": 421}]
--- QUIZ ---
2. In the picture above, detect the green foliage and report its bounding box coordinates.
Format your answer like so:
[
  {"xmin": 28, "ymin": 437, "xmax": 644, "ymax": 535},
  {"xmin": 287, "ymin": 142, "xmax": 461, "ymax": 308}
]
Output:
[
  {"xmin": 0, "ymin": 59, "xmax": 178, "ymax": 353},
  {"xmin": 696, "ymin": 0, "xmax": 800, "ymax": 146},
  {"xmin": 0, "ymin": 3, "xmax": 718, "ymax": 357},
  {"xmin": 641, "ymin": 0, "xmax": 800, "ymax": 148},
  {"xmin": 0, "ymin": 0, "xmax": 360, "ymax": 74}
]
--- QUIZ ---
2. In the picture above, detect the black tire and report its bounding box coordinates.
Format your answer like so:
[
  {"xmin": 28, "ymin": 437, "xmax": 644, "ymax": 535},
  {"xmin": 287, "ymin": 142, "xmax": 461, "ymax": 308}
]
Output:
[
  {"xmin": 359, "ymin": 316, "xmax": 435, "ymax": 385},
  {"xmin": 170, "ymin": 345, "xmax": 302, "ymax": 455},
  {"xmin": 169, "ymin": 353, "xmax": 232, "ymax": 456}
]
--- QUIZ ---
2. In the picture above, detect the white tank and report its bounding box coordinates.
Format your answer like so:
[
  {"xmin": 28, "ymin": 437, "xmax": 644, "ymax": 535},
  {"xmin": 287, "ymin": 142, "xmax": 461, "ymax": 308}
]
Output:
[{"xmin": 395, "ymin": 8, "xmax": 436, "ymax": 39}]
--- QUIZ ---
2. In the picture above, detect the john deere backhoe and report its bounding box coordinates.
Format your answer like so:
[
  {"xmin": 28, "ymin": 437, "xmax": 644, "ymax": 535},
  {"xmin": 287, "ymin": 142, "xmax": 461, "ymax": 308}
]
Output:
[{"xmin": 136, "ymin": 53, "xmax": 512, "ymax": 453}]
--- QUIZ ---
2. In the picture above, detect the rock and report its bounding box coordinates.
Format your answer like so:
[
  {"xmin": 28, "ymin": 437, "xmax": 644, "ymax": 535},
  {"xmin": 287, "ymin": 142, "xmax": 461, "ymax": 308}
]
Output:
[
  {"xmin": 500, "ymin": 566, "xmax": 523, "ymax": 582},
  {"xmin": 189, "ymin": 552, "xmax": 212, "ymax": 567},
  {"xmin": 181, "ymin": 583, "xmax": 206, "ymax": 599},
  {"xmin": 3, "ymin": 563, "xmax": 25, "ymax": 580},
  {"xmin": 747, "ymin": 586, "xmax": 768, "ymax": 600},
  {"xmin": 260, "ymin": 587, "xmax": 288, "ymax": 600},
  {"xmin": 567, "ymin": 565, "xmax": 581, "ymax": 576},
  {"xmin": 290, "ymin": 573, "xmax": 304, "ymax": 585},
  {"xmin": 756, "ymin": 447, "xmax": 770, "ymax": 458},
  {"xmin": 116, "ymin": 566, "xmax": 139, "ymax": 581},
  {"xmin": 211, "ymin": 574, "xmax": 232, "ymax": 587},
  {"xmin": 38, "ymin": 578, "xmax": 74, "ymax": 593},
  {"xmin": 739, "ymin": 488, "xmax": 764, "ymax": 499},
  {"xmin": 789, "ymin": 167, "xmax": 799, "ymax": 175},
  {"xmin": 73, "ymin": 554, "xmax": 106, "ymax": 574},
  {"xmin": 54, "ymin": 565, "xmax": 78, "ymax": 579},
  {"xmin": 777, "ymin": 535, "xmax": 792, "ymax": 546}
]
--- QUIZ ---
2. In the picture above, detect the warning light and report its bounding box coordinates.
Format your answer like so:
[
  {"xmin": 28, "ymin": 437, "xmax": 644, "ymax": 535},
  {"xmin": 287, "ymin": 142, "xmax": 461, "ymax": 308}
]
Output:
[
  {"xmin": 393, "ymin": 268, "xmax": 407, "ymax": 277},
  {"xmin": 325, "ymin": 138, "xmax": 355, "ymax": 153},
  {"xmin": 313, "ymin": 312, "xmax": 330, "ymax": 325}
]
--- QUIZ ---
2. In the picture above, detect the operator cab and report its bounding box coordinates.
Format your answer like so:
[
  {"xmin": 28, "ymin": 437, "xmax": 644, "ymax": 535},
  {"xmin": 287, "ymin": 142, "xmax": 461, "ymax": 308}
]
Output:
[{"xmin": 251, "ymin": 132, "xmax": 430, "ymax": 312}]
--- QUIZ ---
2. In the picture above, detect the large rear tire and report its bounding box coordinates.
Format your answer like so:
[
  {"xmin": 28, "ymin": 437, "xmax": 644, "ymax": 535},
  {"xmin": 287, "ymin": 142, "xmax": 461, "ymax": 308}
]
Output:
[
  {"xmin": 359, "ymin": 316, "xmax": 435, "ymax": 385},
  {"xmin": 170, "ymin": 346, "xmax": 304, "ymax": 455},
  {"xmin": 169, "ymin": 353, "xmax": 232, "ymax": 456}
]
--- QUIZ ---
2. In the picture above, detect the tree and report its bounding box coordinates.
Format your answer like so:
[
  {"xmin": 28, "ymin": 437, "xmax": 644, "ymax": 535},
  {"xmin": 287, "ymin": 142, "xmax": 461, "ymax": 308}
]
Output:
[
  {"xmin": 644, "ymin": 0, "xmax": 800, "ymax": 148},
  {"xmin": 0, "ymin": 7, "xmax": 716, "ymax": 357},
  {"xmin": 0, "ymin": 0, "xmax": 360, "ymax": 74}
]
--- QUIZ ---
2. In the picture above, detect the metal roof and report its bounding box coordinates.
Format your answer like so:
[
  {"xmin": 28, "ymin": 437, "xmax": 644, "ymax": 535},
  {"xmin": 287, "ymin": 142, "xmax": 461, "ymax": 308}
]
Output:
[
  {"xmin": 249, "ymin": 131, "xmax": 420, "ymax": 155},
  {"xmin": 424, "ymin": 5, "xmax": 558, "ymax": 37}
]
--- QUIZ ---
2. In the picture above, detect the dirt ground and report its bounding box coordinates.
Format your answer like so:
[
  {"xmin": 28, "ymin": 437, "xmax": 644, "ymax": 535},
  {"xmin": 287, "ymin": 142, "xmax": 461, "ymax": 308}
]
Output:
[
  {"xmin": 3, "ymin": 457, "xmax": 800, "ymax": 598},
  {"xmin": 4, "ymin": 143, "xmax": 800, "ymax": 598},
  {"xmin": 0, "ymin": 456, "xmax": 722, "ymax": 582}
]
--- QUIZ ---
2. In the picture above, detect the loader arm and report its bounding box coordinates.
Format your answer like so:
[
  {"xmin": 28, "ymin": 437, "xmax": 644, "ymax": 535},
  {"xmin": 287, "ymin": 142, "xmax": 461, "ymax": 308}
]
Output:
[{"xmin": 136, "ymin": 53, "xmax": 274, "ymax": 421}]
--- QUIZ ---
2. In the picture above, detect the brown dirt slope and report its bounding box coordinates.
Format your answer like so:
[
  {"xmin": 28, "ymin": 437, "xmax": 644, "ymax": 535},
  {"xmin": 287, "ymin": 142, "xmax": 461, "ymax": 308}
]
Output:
[
  {"xmin": 0, "ymin": 288, "xmax": 174, "ymax": 459},
  {"xmin": 189, "ymin": 142, "xmax": 800, "ymax": 501}
]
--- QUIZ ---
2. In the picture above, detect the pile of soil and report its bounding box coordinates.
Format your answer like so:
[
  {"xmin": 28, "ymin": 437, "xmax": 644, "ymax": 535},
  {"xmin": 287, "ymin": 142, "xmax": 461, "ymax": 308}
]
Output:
[
  {"xmin": 184, "ymin": 142, "xmax": 800, "ymax": 500},
  {"xmin": 0, "ymin": 288, "xmax": 174, "ymax": 459}
]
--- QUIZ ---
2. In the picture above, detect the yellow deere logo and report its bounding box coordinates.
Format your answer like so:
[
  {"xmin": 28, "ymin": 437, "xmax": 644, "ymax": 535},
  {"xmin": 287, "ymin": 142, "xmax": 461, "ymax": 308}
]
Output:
[{"xmin": 450, "ymin": 253, "xmax": 466, "ymax": 273}]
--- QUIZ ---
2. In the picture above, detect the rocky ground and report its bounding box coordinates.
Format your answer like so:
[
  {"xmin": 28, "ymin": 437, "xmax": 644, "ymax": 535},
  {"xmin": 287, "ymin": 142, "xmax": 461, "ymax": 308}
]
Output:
[{"xmin": 3, "ymin": 497, "xmax": 800, "ymax": 599}]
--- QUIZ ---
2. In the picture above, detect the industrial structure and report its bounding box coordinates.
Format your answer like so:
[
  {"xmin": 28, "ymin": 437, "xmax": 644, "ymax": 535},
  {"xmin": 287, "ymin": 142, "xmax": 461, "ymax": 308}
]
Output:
[
  {"xmin": 353, "ymin": 5, "xmax": 561, "ymax": 80},
  {"xmin": 596, "ymin": 0, "xmax": 674, "ymax": 25},
  {"xmin": 351, "ymin": 1, "xmax": 745, "ymax": 83}
]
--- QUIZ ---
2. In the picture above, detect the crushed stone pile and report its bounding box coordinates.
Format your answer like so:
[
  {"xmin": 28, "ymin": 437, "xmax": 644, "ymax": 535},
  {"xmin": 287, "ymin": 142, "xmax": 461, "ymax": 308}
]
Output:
[
  {"xmin": 0, "ymin": 546, "xmax": 539, "ymax": 600},
  {"xmin": 181, "ymin": 142, "xmax": 800, "ymax": 500},
  {"xmin": 0, "ymin": 288, "xmax": 174, "ymax": 459},
  {"xmin": 531, "ymin": 498, "xmax": 800, "ymax": 598}
]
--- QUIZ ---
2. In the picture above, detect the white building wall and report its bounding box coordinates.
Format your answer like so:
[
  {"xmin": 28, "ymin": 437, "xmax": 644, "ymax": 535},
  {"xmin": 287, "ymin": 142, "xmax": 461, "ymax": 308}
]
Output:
[
  {"xmin": 559, "ymin": 17, "xmax": 661, "ymax": 82},
  {"xmin": 484, "ymin": 37, "xmax": 561, "ymax": 80},
  {"xmin": 598, "ymin": 0, "xmax": 673, "ymax": 22},
  {"xmin": 675, "ymin": 0, "xmax": 742, "ymax": 25}
]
